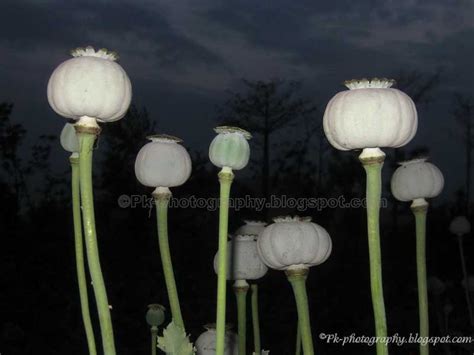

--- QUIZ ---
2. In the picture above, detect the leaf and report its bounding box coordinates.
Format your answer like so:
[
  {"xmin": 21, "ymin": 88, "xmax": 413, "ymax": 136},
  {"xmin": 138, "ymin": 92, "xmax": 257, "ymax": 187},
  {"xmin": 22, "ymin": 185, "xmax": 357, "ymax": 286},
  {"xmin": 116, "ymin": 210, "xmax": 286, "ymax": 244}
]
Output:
[{"xmin": 157, "ymin": 321, "xmax": 196, "ymax": 355}]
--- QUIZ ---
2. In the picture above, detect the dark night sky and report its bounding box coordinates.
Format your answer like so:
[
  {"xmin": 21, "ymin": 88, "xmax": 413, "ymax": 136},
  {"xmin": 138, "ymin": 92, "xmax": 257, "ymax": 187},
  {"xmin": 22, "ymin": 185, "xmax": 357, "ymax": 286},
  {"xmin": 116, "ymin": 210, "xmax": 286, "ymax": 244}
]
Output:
[
  {"xmin": 2, "ymin": 2, "xmax": 474, "ymax": 354},
  {"xmin": 1, "ymin": 0, "xmax": 473, "ymax": 198}
]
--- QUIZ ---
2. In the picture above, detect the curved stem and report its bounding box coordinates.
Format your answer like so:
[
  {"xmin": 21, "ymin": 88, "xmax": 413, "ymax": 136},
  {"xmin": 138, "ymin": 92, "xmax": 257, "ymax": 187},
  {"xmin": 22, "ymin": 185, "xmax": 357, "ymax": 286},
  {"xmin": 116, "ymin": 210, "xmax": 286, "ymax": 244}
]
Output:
[
  {"xmin": 360, "ymin": 152, "xmax": 388, "ymax": 355},
  {"xmin": 251, "ymin": 284, "xmax": 261, "ymax": 355},
  {"xmin": 151, "ymin": 326, "xmax": 158, "ymax": 355},
  {"xmin": 458, "ymin": 235, "xmax": 474, "ymax": 328},
  {"xmin": 412, "ymin": 203, "xmax": 429, "ymax": 355},
  {"xmin": 234, "ymin": 281, "xmax": 249, "ymax": 355},
  {"xmin": 295, "ymin": 320, "xmax": 301, "ymax": 355},
  {"xmin": 78, "ymin": 131, "xmax": 116, "ymax": 355},
  {"xmin": 215, "ymin": 168, "xmax": 234, "ymax": 355},
  {"xmin": 286, "ymin": 269, "xmax": 314, "ymax": 355},
  {"xmin": 154, "ymin": 190, "xmax": 184, "ymax": 329},
  {"xmin": 70, "ymin": 155, "xmax": 97, "ymax": 355}
]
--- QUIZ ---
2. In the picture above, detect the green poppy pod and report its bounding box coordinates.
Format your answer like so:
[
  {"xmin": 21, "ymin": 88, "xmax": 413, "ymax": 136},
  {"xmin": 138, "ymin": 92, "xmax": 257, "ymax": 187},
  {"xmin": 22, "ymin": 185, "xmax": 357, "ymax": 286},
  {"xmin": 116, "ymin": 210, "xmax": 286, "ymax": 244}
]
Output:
[
  {"xmin": 146, "ymin": 304, "xmax": 166, "ymax": 327},
  {"xmin": 209, "ymin": 126, "xmax": 251, "ymax": 171}
]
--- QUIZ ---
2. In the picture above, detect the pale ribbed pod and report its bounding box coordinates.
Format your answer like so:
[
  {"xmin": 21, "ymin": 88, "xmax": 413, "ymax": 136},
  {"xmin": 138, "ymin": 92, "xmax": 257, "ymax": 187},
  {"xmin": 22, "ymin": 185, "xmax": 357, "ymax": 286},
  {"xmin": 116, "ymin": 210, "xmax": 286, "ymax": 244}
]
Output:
[
  {"xmin": 213, "ymin": 235, "xmax": 268, "ymax": 280},
  {"xmin": 134, "ymin": 135, "xmax": 192, "ymax": 188},
  {"xmin": 60, "ymin": 123, "xmax": 79, "ymax": 153},
  {"xmin": 391, "ymin": 158, "xmax": 444, "ymax": 202},
  {"xmin": 47, "ymin": 47, "xmax": 132, "ymax": 123},
  {"xmin": 195, "ymin": 325, "xmax": 238, "ymax": 355},
  {"xmin": 323, "ymin": 78, "xmax": 417, "ymax": 151},
  {"xmin": 209, "ymin": 127, "xmax": 250, "ymax": 170},
  {"xmin": 257, "ymin": 216, "xmax": 332, "ymax": 270}
]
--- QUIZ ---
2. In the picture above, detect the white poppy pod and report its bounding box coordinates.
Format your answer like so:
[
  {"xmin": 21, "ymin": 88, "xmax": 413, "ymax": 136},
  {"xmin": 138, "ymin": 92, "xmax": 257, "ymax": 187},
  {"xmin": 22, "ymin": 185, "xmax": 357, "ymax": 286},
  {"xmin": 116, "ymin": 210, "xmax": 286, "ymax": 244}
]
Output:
[
  {"xmin": 60, "ymin": 123, "xmax": 79, "ymax": 153},
  {"xmin": 195, "ymin": 324, "xmax": 238, "ymax": 355},
  {"xmin": 234, "ymin": 220, "xmax": 267, "ymax": 236},
  {"xmin": 209, "ymin": 126, "xmax": 251, "ymax": 171},
  {"xmin": 257, "ymin": 216, "xmax": 332, "ymax": 270},
  {"xmin": 213, "ymin": 235, "xmax": 268, "ymax": 281},
  {"xmin": 134, "ymin": 135, "xmax": 192, "ymax": 188},
  {"xmin": 449, "ymin": 216, "xmax": 471, "ymax": 237},
  {"xmin": 323, "ymin": 78, "xmax": 417, "ymax": 151},
  {"xmin": 390, "ymin": 158, "xmax": 444, "ymax": 204},
  {"xmin": 47, "ymin": 46, "xmax": 132, "ymax": 123}
]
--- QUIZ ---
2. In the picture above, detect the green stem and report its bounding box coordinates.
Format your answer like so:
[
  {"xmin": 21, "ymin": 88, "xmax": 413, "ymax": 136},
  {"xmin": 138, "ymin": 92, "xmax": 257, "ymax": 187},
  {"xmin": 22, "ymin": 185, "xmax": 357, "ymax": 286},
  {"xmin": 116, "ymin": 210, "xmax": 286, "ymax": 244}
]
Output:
[
  {"xmin": 286, "ymin": 269, "xmax": 314, "ymax": 355},
  {"xmin": 151, "ymin": 326, "xmax": 158, "ymax": 355},
  {"xmin": 360, "ymin": 151, "xmax": 388, "ymax": 355},
  {"xmin": 458, "ymin": 235, "xmax": 474, "ymax": 328},
  {"xmin": 251, "ymin": 284, "xmax": 261, "ymax": 355},
  {"xmin": 234, "ymin": 281, "xmax": 249, "ymax": 355},
  {"xmin": 412, "ymin": 203, "xmax": 429, "ymax": 355},
  {"xmin": 216, "ymin": 168, "xmax": 234, "ymax": 355},
  {"xmin": 77, "ymin": 131, "xmax": 116, "ymax": 355},
  {"xmin": 70, "ymin": 155, "xmax": 97, "ymax": 355},
  {"xmin": 295, "ymin": 320, "xmax": 301, "ymax": 355},
  {"xmin": 154, "ymin": 189, "xmax": 184, "ymax": 329}
]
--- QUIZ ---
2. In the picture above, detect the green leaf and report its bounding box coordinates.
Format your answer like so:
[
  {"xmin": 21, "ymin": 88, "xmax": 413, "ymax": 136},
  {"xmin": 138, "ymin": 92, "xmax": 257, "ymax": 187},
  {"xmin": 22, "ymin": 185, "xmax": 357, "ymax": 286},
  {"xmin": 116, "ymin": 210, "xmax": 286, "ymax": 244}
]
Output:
[{"xmin": 157, "ymin": 321, "xmax": 196, "ymax": 355}]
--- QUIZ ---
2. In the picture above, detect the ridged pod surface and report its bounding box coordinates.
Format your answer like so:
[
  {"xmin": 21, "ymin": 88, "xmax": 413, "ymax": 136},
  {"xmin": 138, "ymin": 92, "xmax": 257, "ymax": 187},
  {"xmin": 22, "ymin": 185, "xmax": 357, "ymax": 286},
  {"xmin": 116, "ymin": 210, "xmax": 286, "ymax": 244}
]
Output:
[
  {"xmin": 135, "ymin": 135, "xmax": 191, "ymax": 188},
  {"xmin": 47, "ymin": 47, "xmax": 132, "ymax": 123},
  {"xmin": 391, "ymin": 158, "xmax": 444, "ymax": 202},
  {"xmin": 213, "ymin": 235, "xmax": 268, "ymax": 280},
  {"xmin": 323, "ymin": 78, "xmax": 417, "ymax": 151},
  {"xmin": 195, "ymin": 325, "xmax": 238, "ymax": 355},
  {"xmin": 257, "ymin": 216, "xmax": 332, "ymax": 270},
  {"xmin": 209, "ymin": 126, "xmax": 251, "ymax": 170}
]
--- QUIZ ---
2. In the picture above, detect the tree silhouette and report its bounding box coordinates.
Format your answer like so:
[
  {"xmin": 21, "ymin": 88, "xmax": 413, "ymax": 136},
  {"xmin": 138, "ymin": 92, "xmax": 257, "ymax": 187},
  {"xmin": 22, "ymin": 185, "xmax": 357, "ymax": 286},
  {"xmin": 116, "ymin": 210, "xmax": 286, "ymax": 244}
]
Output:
[
  {"xmin": 395, "ymin": 69, "xmax": 442, "ymax": 105},
  {"xmin": 0, "ymin": 103, "xmax": 28, "ymax": 214},
  {"xmin": 453, "ymin": 93, "xmax": 474, "ymax": 213},
  {"xmin": 100, "ymin": 104, "xmax": 156, "ymax": 197}
]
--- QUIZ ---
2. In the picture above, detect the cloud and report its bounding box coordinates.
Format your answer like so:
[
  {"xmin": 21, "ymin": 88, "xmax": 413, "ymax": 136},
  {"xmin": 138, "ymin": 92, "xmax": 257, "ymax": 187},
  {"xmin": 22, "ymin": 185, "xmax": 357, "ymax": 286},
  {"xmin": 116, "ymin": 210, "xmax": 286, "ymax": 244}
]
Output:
[{"xmin": 1, "ymin": 0, "xmax": 472, "ymax": 95}]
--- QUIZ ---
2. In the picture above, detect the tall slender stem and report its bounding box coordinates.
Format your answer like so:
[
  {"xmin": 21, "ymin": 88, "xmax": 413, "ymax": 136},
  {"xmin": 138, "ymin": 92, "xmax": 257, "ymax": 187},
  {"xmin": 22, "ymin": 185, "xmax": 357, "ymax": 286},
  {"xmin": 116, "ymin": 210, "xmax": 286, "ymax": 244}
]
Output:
[
  {"xmin": 153, "ymin": 188, "xmax": 184, "ymax": 329},
  {"xmin": 70, "ymin": 155, "xmax": 97, "ymax": 355},
  {"xmin": 295, "ymin": 320, "xmax": 301, "ymax": 355},
  {"xmin": 151, "ymin": 326, "xmax": 158, "ymax": 355},
  {"xmin": 251, "ymin": 284, "xmax": 261, "ymax": 355},
  {"xmin": 360, "ymin": 149, "xmax": 388, "ymax": 355},
  {"xmin": 457, "ymin": 235, "xmax": 474, "ymax": 328},
  {"xmin": 412, "ymin": 202, "xmax": 429, "ymax": 355},
  {"xmin": 216, "ymin": 168, "xmax": 234, "ymax": 355},
  {"xmin": 234, "ymin": 280, "xmax": 249, "ymax": 355},
  {"xmin": 77, "ymin": 128, "xmax": 116, "ymax": 355},
  {"xmin": 286, "ymin": 268, "xmax": 313, "ymax": 355}
]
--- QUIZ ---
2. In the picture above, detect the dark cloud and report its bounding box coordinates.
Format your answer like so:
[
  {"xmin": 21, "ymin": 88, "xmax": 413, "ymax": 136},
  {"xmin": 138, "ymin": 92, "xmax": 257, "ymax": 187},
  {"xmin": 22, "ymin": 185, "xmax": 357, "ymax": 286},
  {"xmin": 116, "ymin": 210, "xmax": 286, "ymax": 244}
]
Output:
[{"xmin": 0, "ymin": 0, "xmax": 472, "ymax": 196}]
